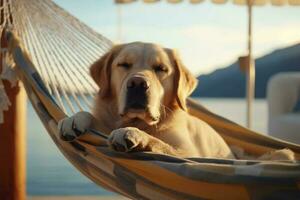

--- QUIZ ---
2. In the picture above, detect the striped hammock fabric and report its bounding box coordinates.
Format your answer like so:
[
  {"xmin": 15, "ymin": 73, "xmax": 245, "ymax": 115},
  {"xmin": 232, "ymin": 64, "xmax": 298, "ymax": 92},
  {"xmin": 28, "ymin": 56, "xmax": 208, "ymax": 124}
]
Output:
[{"xmin": 1, "ymin": 0, "xmax": 300, "ymax": 199}]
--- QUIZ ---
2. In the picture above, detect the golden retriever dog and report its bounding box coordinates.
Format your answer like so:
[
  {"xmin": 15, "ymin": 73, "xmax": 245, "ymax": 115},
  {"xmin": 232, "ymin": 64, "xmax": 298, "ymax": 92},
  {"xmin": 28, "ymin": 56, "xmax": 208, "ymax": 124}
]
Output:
[{"xmin": 58, "ymin": 42, "xmax": 294, "ymax": 160}]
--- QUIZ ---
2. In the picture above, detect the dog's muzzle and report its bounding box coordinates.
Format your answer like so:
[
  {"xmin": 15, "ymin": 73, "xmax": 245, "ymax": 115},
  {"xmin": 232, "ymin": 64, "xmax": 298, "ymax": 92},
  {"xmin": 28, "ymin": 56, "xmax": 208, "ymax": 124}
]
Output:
[{"xmin": 125, "ymin": 75, "xmax": 149, "ymax": 110}]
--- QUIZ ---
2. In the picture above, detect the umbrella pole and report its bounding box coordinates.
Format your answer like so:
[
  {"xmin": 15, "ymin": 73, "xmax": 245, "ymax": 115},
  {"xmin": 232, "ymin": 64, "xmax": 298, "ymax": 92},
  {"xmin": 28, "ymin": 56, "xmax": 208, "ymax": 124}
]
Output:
[
  {"xmin": 117, "ymin": 4, "xmax": 122, "ymax": 42},
  {"xmin": 246, "ymin": 0, "xmax": 255, "ymax": 129}
]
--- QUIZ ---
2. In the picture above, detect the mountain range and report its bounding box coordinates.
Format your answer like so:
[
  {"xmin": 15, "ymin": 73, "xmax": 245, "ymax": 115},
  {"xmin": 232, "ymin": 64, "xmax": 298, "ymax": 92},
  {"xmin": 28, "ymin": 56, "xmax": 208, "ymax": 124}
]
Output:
[{"xmin": 192, "ymin": 43, "xmax": 300, "ymax": 98}]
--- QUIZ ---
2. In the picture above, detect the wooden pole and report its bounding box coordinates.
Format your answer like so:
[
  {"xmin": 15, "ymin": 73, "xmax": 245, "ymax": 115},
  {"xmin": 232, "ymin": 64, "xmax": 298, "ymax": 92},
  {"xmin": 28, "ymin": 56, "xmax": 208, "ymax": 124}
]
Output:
[
  {"xmin": 0, "ymin": 32, "xmax": 26, "ymax": 200},
  {"xmin": 246, "ymin": 0, "xmax": 255, "ymax": 129},
  {"xmin": 117, "ymin": 4, "xmax": 122, "ymax": 42}
]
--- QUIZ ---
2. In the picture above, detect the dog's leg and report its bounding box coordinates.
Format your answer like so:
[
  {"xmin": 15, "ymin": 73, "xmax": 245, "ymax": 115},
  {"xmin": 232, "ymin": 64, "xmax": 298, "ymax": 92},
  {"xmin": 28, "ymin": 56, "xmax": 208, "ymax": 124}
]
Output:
[
  {"xmin": 108, "ymin": 127, "xmax": 181, "ymax": 156},
  {"xmin": 58, "ymin": 111, "xmax": 94, "ymax": 141},
  {"xmin": 258, "ymin": 148, "xmax": 295, "ymax": 161},
  {"xmin": 231, "ymin": 146, "xmax": 295, "ymax": 161}
]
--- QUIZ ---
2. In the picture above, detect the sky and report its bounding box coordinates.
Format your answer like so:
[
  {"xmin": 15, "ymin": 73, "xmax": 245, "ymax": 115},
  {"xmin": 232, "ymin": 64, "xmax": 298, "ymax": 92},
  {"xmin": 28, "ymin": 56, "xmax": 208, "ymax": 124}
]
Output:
[{"xmin": 54, "ymin": 0, "xmax": 300, "ymax": 75}]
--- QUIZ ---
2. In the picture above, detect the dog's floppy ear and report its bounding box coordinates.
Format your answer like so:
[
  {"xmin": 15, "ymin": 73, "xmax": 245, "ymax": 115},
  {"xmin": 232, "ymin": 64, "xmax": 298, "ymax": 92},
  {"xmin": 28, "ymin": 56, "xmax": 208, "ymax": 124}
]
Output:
[
  {"xmin": 168, "ymin": 49, "xmax": 198, "ymax": 110},
  {"xmin": 90, "ymin": 45, "xmax": 122, "ymax": 98}
]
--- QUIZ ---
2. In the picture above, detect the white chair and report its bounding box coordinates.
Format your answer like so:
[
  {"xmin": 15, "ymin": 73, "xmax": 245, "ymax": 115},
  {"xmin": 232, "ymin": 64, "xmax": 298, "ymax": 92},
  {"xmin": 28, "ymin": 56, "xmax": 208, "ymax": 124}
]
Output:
[{"xmin": 267, "ymin": 72, "xmax": 300, "ymax": 144}]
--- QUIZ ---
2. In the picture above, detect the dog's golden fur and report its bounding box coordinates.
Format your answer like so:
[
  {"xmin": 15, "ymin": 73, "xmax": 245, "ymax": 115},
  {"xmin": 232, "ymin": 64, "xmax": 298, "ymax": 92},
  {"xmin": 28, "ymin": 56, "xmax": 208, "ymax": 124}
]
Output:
[
  {"xmin": 59, "ymin": 42, "xmax": 295, "ymax": 160},
  {"xmin": 89, "ymin": 42, "xmax": 234, "ymax": 158}
]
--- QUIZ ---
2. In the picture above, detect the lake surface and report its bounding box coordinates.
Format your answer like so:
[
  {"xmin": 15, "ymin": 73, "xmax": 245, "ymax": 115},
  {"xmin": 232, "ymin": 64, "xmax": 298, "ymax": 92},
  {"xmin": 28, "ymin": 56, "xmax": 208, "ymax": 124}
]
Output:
[{"xmin": 26, "ymin": 98, "xmax": 268, "ymax": 195}]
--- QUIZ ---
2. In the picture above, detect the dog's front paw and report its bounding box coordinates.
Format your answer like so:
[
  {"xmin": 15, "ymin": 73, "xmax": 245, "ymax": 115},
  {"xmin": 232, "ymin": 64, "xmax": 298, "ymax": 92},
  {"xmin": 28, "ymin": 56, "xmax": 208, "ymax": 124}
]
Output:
[
  {"xmin": 108, "ymin": 127, "xmax": 148, "ymax": 152},
  {"xmin": 58, "ymin": 111, "xmax": 93, "ymax": 141}
]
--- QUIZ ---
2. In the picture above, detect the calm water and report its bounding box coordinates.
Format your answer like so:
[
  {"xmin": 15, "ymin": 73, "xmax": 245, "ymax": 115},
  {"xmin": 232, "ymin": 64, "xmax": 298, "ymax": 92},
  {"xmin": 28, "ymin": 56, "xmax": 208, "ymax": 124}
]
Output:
[{"xmin": 26, "ymin": 98, "xmax": 268, "ymax": 195}]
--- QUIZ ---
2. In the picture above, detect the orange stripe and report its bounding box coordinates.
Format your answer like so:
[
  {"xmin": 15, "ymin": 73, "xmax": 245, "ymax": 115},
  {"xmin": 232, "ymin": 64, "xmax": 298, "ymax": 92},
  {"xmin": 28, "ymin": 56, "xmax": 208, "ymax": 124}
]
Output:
[
  {"xmin": 136, "ymin": 180, "xmax": 183, "ymax": 200},
  {"xmin": 114, "ymin": 157, "xmax": 250, "ymax": 199},
  {"xmin": 93, "ymin": 152, "xmax": 250, "ymax": 200}
]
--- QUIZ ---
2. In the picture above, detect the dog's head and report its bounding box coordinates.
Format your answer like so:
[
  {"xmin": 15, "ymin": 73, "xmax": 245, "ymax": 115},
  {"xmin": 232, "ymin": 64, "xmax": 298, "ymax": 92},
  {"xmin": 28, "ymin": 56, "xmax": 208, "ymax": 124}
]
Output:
[{"xmin": 90, "ymin": 42, "xmax": 197, "ymax": 126}]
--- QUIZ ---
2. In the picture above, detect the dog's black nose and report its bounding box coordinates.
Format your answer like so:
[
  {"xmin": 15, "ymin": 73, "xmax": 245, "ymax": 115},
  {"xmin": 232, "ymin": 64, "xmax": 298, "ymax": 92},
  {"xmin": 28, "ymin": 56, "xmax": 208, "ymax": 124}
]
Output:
[
  {"xmin": 127, "ymin": 76, "xmax": 149, "ymax": 90},
  {"xmin": 126, "ymin": 76, "xmax": 149, "ymax": 110}
]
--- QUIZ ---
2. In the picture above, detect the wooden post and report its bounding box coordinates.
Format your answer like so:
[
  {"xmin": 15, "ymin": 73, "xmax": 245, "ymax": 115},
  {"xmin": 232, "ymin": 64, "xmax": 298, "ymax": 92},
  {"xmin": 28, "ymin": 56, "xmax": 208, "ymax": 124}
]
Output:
[
  {"xmin": 117, "ymin": 4, "xmax": 122, "ymax": 42},
  {"xmin": 0, "ymin": 32, "xmax": 26, "ymax": 199},
  {"xmin": 246, "ymin": 0, "xmax": 255, "ymax": 129}
]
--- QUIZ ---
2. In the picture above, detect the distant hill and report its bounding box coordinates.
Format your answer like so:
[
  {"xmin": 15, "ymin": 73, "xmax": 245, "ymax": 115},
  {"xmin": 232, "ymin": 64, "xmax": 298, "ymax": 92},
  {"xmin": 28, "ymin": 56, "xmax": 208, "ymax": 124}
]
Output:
[{"xmin": 192, "ymin": 43, "xmax": 300, "ymax": 98}]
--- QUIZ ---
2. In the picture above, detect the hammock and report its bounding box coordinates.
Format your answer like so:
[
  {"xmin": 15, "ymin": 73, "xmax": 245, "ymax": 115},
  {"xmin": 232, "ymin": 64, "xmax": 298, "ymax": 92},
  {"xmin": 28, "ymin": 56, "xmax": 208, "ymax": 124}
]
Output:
[{"xmin": 2, "ymin": 0, "xmax": 300, "ymax": 199}]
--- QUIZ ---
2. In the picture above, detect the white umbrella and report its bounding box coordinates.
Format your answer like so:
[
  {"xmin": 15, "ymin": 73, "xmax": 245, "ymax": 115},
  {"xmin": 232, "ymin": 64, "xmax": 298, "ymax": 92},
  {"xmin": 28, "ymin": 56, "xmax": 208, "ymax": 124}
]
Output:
[{"xmin": 115, "ymin": 0, "xmax": 300, "ymax": 129}]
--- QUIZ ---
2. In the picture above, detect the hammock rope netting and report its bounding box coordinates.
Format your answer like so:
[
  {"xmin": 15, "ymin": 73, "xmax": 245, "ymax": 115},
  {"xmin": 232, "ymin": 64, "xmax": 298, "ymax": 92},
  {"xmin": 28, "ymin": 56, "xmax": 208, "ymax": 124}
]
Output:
[{"xmin": 1, "ymin": 0, "xmax": 300, "ymax": 199}]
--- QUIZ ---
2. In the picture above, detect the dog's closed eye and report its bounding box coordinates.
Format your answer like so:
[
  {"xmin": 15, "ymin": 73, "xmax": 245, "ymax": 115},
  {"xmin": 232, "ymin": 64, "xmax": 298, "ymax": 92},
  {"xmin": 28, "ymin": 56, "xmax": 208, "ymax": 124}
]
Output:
[
  {"xmin": 153, "ymin": 64, "xmax": 168, "ymax": 73},
  {"xmin": 118, "ymin": 62, "xmax": 132, "ymax": 69}
]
